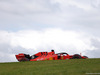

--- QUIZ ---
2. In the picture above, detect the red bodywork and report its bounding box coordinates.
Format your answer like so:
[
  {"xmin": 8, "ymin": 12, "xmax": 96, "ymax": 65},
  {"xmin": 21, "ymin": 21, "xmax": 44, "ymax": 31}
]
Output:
[{"xmin": 15, "ymin": 50, "xmax": 88, "ymax": 62}]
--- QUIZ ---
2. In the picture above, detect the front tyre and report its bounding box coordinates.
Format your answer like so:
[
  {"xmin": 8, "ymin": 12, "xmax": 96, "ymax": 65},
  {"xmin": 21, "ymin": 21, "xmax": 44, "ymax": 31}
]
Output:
[
  {"xmin": 72, "ymin": 54, "xmax": 82, "ymax": 59},
  {"xmin": 83, "ymin": 56, "xmax": 88, "ymax": 59}
]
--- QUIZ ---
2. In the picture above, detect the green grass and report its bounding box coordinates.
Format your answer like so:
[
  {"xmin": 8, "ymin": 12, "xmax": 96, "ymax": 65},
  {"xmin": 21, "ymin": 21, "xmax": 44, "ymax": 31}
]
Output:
[{"xmin": 0, "ymin": 58, "xmax": 100, "ymax": 75}]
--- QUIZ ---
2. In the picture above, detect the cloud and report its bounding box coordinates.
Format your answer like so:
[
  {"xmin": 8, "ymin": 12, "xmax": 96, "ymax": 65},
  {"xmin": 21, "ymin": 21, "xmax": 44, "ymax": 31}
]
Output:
[
  {"xmin": 10, "ymin": 29, "xmax": 94, "ymax": 52},
  {"xmin": 0, "ymin": 52, "xmax": 16, "ymax": 62},
  {"xmin": 0, "ymin": 0, "xmax": 100, "ymax": 32},
  {"xmin": 0, "ymin": 28, "xmax": 100, "ymax": 62},
  {"xmin": 85, "ymin": 38, "xmax": 100, "ymax": 58},
  {"xmin": 0, "ymin": 0, "xmax": 100, "ymax": 62}
]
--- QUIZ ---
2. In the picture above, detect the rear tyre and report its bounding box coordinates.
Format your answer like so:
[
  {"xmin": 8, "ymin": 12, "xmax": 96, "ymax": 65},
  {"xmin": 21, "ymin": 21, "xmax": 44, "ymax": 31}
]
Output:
[{"xmin": 72, "ymin": 54, "xmax": 82, "ymax": 59}]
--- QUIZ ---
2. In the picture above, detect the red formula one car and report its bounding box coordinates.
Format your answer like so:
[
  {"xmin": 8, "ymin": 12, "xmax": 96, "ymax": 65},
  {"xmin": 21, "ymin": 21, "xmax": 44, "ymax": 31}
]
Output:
[{"xmin": 15, "ymin": 50, "xmax": 88, "ymax": 62}]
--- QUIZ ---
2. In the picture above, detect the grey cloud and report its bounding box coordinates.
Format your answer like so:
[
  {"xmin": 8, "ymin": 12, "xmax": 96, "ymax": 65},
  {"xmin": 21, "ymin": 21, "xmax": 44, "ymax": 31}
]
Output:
[
  {"xmin": 0, "ymin": 43, "xmax": 16, "ymax": 62},
  {"xmin": 85, "ymin": 50, "xmax": 100, "ymax": 58},
  {"xmin": 91, "ymin": 39, "xmax": 100, "ymax": 49},
  {"xmin": 0, "ymin": 42, "xmax": 36, "ymax": 62},
  {"xmin": 0, "ymin": 0, "xmax": 61, "ymax": 31},
  {"xmin": 0, "ymin": 0, "xmax": 100, "ymax": 32},
  {"xmin": 0, "ymin": 53, "xmax": 16, "ymax": 62},
  {"xmin": 85, "ymin": 39, "xmax": 100, "ymax": 58},
  {"xmin": 0, "ymin": 43, "xmax": 11, "ymax": 53},
  {"xmin": 0, "ymin": 0, "xmax": 60, "ymax": 15}
]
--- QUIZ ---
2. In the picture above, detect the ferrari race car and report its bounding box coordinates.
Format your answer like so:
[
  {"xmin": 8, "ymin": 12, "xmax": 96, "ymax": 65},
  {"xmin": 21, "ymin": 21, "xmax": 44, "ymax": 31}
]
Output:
[{"xmin": 15, "ymin": 50, "xmax": 88, "ymax": 62}]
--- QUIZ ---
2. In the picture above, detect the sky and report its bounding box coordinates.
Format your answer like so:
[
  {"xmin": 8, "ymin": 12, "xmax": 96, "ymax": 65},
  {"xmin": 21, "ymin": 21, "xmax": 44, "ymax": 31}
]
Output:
[{"xmin": 0, "ymin": 0, "xmax": 100, "ymax": 62}]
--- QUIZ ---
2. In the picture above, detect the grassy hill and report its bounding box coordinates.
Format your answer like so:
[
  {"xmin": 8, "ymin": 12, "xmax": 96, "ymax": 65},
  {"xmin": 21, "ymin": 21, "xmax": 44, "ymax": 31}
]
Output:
[{"xmin": 0, "ymin": 58, "xmax": 100, "ymax": 75}]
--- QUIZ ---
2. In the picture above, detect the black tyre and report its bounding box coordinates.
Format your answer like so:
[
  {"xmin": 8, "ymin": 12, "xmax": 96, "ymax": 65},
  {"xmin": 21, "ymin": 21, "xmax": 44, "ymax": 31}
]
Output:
[
  {"xmin": 83, "ymin": 56, "xmax": 88, "ymax": 59},
  {"xmin": 72, "ymin": 54, "xmax": 82, "ymax": 59}
]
